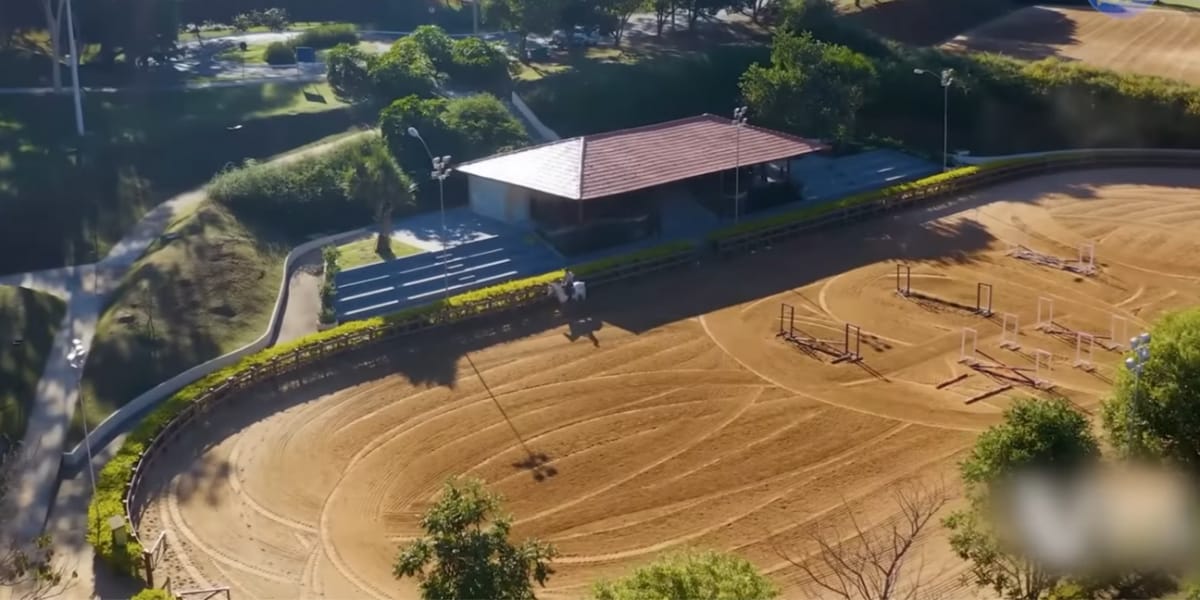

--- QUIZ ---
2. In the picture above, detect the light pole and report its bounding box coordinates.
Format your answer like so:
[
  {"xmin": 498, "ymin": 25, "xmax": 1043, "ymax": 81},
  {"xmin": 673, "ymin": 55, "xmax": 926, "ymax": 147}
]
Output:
[
  {"xmin": 732, "ymin": 106, "xmax": 748, "ymax": 223},
  {"xmin": 913, "ymin": 67, "xmax": 954, "ymax": 172},
  {"xmin": 1124, "ymin": 332, "xmax": 1151, "ymax": 457},
  {"xmin": 66, "ymin": 342, "xmax": 96, "ymax": 500},
  {"xmin": 406, "ymin": 127, "xmax": 453, "ymax": 304},
  {"xmin": 64, "ymin": 0, "xmax": 85, "ymax": 137}
]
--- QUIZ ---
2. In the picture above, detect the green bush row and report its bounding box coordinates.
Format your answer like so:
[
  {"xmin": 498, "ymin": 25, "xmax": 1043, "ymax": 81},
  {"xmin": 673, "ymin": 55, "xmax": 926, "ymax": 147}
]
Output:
[
  {"xmin": 708, "ymin": 166, "xmax": 983, "ymax": 242},
  {"xmin": 87, "ymin": 239, "xmax": 698, "ymax": 577},
  {"xmin": 264, "ymin": 41, "xmax": 296, "ymax": 65},
  {"xmin": 293, "ymin": 24, "xmax": 359, "ymax": 50}
]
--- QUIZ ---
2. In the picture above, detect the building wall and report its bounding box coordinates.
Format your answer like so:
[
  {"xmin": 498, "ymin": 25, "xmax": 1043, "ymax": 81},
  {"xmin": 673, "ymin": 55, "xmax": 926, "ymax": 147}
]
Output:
[{"xmin": 468, "ymin": 175, "xmax": 533, "ymax": 228}]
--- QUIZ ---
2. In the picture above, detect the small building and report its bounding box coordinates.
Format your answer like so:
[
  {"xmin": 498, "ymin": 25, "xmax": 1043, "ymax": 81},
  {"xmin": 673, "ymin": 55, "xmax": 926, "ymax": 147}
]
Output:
[{"xmin": 454, "ymin": 114, "xmax": 828, "ymax": 255}]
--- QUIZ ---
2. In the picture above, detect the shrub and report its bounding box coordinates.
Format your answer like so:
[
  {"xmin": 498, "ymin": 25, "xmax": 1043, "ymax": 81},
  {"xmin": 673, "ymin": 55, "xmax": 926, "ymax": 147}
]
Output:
[
  {"xmin": 207, "ymin": 133, "xmax": 415, "ymax": 239},
  {"xmin": 409, "ymin": 25, "xmax": 454, "ymax": 70},
  {"xmin": 440, "ymin": 94, "xmax": 528, "ymax": 159},
  {"xmin": 264, "ymin": 41, "xmax": 296, "ymax": 65},
  {"xmin": 131, "ymin": 590, "xmax": 173, "ymax": 600},
  {"xmin": 447, "ymin": 37, "xmax": 510, "ymax": 90},
  {"xmin": 293, "ymin": 24, "xmax": 358, "ymax": 50},
  {"xmin": 369, "ymin": 38, "xmax": 438, "ymax": 102},
  {"xmin": 379, "ymin": 93, "xmax": 527, "ymax": 176},
  {"xmin": 319, "ymin": 245, "xmax": 341, "ymax": 324},
  {"xmin": 325, "ymin": 43, "xmax": 374, "ymax": 102}
]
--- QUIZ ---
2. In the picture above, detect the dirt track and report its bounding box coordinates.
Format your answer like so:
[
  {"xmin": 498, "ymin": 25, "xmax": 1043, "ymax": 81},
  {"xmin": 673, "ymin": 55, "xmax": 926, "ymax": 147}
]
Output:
[
  {"xmin": 136, "ymin": 168, "xmax": 1200, "ymax": 599},
  {"xmin": 944, "ymin": 6, "xmax": 1200, "ymax": 85}
]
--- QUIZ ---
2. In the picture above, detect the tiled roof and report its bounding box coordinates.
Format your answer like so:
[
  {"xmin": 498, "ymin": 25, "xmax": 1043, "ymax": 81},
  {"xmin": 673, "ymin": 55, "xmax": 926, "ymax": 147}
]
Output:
[{"xmin": 454, "ymin": 114, "xmax": 827, "ymax": 200}]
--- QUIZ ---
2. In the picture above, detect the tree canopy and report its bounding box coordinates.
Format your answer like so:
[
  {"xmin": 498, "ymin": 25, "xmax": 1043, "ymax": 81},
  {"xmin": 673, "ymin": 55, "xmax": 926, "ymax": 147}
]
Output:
[
  {"xmin": 944, "ymin": 397, "xmax": 1100, "ymax": 600},
  {"xmin": 592, "ymin": 550, "xmax": 777, "ymax": 600},
  {"xmin": 1102, "ymin": 308, "xmax": 1200, "ymax": 467},
  {"xmin": 394, "ymin": 478, "xmax": 557, "ymax": 600},
  {"xmin": 740, "ymin": 30, "xmax": 877, "ymax": 141},
  {"xmin": 370, "ymin": 38, "xmax": 440, "ymax": 103},
  {"xmin": 326, "ymin": 43, "xmax": 375, "ymax": 102}
]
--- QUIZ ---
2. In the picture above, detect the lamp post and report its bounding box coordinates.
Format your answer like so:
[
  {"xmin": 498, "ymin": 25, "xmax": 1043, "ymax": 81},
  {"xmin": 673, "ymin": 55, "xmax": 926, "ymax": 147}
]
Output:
[
  {"xmin": 913, "ymin": 67, "xmax": 954, "ymax": 172},
  {"xmin": 64, "ymin": 0, "xmax": 85, "ymax": 137},
  {"xmin": 732, "ymin": 106, "xmax": 748, "ymax": 223},
  {"xmin": 1124, "ymin": 332, "xmax": 1151, "ymax": 457},
  {"xmin": 406, "ymin": 127, "xmax": 453, "ymax": 304}
]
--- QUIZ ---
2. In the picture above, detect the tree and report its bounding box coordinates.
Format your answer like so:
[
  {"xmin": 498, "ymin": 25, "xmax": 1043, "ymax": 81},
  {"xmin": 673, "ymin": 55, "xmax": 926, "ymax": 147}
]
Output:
[
  {"xmin": 481, "ymin": 0, "xmax": 563, "ymax": 55},
  {"xmin": 597, "ymin": 0, "xmax": 645, "ymax": 46},
  {"xmin": 441, "ymin": 94, "xmax": 529, "ymax": 159},
  {"xmin": 263, "ymin": 40, "xmax": 295, "ymax": 65},
  {"xmin": 409, "ymin": 25, "xmax": 454, "ymax": 71},
  {"xmin": 592, "ymin": 550, "xmax": 777, "ymax": 600},
  {"xmin": 653, "ymin": 0, "xmax": 673, "ymax": 35},
  {"xmin": 740, "ymin": 30, "xmax": 876, "ymax": 140},
  {"xmin": 944, "ymin": 397, "xmax": 1100, "ymax": 600},
  {"xmin": 79, "ymin": 0, "xmax": 180, "ymax": 68},
  {"xmin": 379, "ymin": 95, "xmax": 452, "ymax": 173},
  {"xmin": 447, "ymin": 37, "xmax": 510, "ymax": 90},
  {"xmin": 2, "ymin": 445, "xmax": 69, "ymax": 599},
  {"xmin": 369, "ymin": 37, "xmax": 439, "ymax": 102},
  {"xmin": 394, "ymin": 478, "xmax": 557, "ymax": 600},
  {"xmin": 38, "ymin": 0, "xmax": 67, "ymax": 91},
  {"xmin": 341, "ymin": 149, "xmax": 415, "ymax": 255},
  {"xmin": 774, "ymin": 482, "xmax": 948, "ymax": 600},
  {"xmin": 326, "ymin": 43, "xmax": 374, "ymax": 102},
  {"xmin": 1102, "ymin": 308, "xmax": 1200, "ymax": 467}
]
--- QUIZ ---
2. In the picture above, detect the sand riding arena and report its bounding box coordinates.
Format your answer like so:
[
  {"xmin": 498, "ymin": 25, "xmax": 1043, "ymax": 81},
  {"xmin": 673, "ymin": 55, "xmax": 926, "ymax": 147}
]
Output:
[{"xmin": 132, "ymin": 168, "xmax": 1200, "ymax": 599}]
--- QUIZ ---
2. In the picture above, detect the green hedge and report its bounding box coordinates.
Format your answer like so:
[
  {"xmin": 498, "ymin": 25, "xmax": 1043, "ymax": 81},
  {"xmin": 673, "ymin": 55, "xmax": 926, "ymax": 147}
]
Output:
[
  {"xmin": 708, "ymin": 166, "xmax": 983, "ymax": 242},
  {"xmin": 264, "ymin": 41, "xmax": 296, "ymax": 65},
  {"xmin": 293, "ymin": 24, "xmax": 359, "ymax": 50},
  {"xmin": 87, "ymin": 239, "xmax": 697, "ymax": 577}
]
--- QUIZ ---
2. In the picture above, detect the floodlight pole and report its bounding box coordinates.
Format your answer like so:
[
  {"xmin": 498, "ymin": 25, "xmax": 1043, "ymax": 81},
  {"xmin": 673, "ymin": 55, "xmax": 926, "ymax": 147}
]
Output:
[
  {"xmin": 408, "ymin": 127, "xmax": 452, "ymax": 305},
  {"xmin": 914, "ymin": 68, "xmax": 954, "ymax": 172},
  {"xmin": 65, "ymin": 0, "xmax": 85, "ymax": 137},
  {"xmin": 1124, "ymin": 332, "xmax": 1151, "ymax": 457},
  {"xmin": 732, "ymin": 106, "xmax": 748, "ymax": 224}
]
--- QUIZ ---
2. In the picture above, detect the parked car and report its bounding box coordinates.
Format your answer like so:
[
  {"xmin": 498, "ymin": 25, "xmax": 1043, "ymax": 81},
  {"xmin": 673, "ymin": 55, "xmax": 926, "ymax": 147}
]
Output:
[
  {"xmin": 525, "ymin": 41, "xmax": 550, "ymax": 61},
  {"xmin": 571, "ymin": 26, "xmax": 602, "ymax": 46}
]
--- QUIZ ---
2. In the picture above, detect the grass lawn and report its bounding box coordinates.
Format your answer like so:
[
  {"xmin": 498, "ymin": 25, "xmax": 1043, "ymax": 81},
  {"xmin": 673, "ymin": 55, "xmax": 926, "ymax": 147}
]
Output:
[
  {"xmin": 214, "ymin": 40, "xmax": 277, "ymax": 64},
  {"xmin": 177, "ymin": 21, "xmax": 354, "ymax": 43},
  {"xmin": 512, "ymin": 46, "xmax": 641, "ymax": 82},
  {"xmin": 76, "ymin": 200, "xmax": 286, "ymax": 439},
  {"xmin": 0, "ymin": 286, "xmax": 65, "ymax": 442},
  {"xmin": 0, "ymin": 81, "xmax": 365, "ymax": 276},
  {"xmin": 337, "ymin": 236, "xmax": 424, "ymax": 269}
]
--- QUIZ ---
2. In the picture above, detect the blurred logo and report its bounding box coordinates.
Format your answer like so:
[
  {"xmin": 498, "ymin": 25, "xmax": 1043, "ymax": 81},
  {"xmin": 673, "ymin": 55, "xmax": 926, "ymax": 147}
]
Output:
[{"xmin": 1089, "ymin": 0, "xmax": 1157, "ymax": 18}]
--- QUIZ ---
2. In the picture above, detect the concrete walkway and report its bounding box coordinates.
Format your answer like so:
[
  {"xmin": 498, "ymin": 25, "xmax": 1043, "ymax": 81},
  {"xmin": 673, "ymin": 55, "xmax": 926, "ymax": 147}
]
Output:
[{"xmin": 0, "ymin": 133, "xmax": 370, "ymax": 600}]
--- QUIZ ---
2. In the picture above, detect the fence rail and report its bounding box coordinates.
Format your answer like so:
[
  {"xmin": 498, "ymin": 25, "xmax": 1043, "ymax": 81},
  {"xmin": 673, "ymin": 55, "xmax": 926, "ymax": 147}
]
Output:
[
  {"xmin": 121, "ymin": 247, "xmax": 696, "ymax": 582},
  {"xmin": 713, "ymin": 150, "xmax": 1200, "ymax": 257}
]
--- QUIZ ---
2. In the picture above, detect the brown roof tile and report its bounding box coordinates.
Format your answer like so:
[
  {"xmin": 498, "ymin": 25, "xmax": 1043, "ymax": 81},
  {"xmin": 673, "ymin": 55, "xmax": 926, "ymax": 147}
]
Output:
[{"xmin": 454, "ymin": 114, "xmax": 827, "ymax": 200}]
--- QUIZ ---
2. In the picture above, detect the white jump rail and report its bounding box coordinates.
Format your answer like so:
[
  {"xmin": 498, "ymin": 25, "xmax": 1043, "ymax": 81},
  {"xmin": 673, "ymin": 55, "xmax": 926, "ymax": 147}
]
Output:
[{"xmin": 60, "ymin": 225, "xmax": 374, "ymax": 470}]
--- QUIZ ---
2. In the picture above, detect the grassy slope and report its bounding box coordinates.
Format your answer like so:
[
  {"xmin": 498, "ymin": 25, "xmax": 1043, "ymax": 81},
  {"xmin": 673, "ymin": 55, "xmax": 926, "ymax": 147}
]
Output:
[
  {"xmin": 77, "ymin": 201, "xmax": 285, "ymax": 436},
  {"xmin": 0, "ymin": 82, "xmax": 360, "ymax": 276},
  {"xmin": 337, "ymin": 236, "xmax": 423, "ymax": 269},
  {"xmin": 0, "ymin": 287, "xmax": 66, "ymax": 441}
]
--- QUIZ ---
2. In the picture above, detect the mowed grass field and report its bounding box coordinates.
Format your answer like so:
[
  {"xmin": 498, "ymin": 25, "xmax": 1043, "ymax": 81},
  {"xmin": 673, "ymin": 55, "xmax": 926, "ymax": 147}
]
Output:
[
  {"xmin": 0, "ymin": 286, "xmax": 65, "ymax": 442},
  {"xmin": 944, "ymin": 6, "xmax": 1200, "ymax": 85}
]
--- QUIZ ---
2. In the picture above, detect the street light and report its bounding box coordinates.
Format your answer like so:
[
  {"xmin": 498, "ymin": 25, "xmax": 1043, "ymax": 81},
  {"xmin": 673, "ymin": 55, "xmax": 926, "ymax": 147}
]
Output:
[
  {"xmin": 732, "ymin": 106, "xmax": 748, "ymax": 224},
  {"xmin": 913, "ymin": 67, "xmax": 954, "ymax": 172},
  {"xmin": 406, "ymin": 126, "xmax": 453, "ymax": 304},
  {"xmin": 66, "ymin": 340, "xmax": 97, "ymax": 500},
  {"xmin": 64, "ymin": 0, "xmax": 85, "ymax": 137},
  {"xmin": 1124, "ymin": 332, "xmax": 1152, "ymax": 456}
]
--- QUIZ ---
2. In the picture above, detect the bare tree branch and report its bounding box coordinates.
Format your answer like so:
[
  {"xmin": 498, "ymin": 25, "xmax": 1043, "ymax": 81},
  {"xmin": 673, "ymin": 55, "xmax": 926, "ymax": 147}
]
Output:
[{"xmin": 773, "ymin": 481, "xmax": 949, "ymax": 600}]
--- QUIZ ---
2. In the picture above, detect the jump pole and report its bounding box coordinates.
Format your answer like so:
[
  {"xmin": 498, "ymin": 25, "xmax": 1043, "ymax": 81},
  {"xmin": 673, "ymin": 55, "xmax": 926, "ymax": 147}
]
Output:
[
  {"xmin": 1000, "ymin": 313, "xmax": 1021, "ymax": 350},
  {"xmin": 1110, "ymin": 314, "xmax": 1128, "ymax": 350},
  {"xmin": 976, "ymin": 283, "xmax": 994, "ymax": 316},
  {"xmin": 896, "ymin": 264, "xmax": 911, "ymax": 296},
  {"xmin": 1074, "ymin": 332, "xmax": 1095, "ymax": 371},
  {"xmin": 959, "ymin": 327, "xmax": 978, "ymax": 364},
  {"xmin": 844, "ymin": 323, "xmax": 862, "ymax": 360},
  {"xmin": 1036, "ymin": 296, "xmax": 1054, "ymax": 331},
  {"xmin": 778, "ymin": 303, "xmax": 796, "ymax": 338},
  {"xmin": 1034, "ymin": 349, "xmax": 1053, "ymax": 388}
]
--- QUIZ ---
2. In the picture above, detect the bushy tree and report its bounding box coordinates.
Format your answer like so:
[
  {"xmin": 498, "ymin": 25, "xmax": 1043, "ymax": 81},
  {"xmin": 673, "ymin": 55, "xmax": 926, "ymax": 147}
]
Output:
[
  {"xmin": 441, "ymin": 94, "xmax": 529, "ymax": 159},
  {"xmin": 263, "ymin": 40, "xmax": 296, "ymax": 65},
  {"xmin": 740, "ymin": 30, "xmax": 877, "ymax": 140},
  {"xmin": 80, "ymin": 0, "xmax": 180, "ymax": 67},
  {"xmin": 340, "ymin": 150, "xmax": 415, "ymax": 254},
  {"xmin": 395, "ymin": 478, "xmax": 556, "ymax": 600},
  {"xmin": 944, "ymin": 397, "xmax": 1100, "ymax": 600},
  {"xmin": 447, "ymin": 37, "xmax": 511, "ymax": 90},
  {"xmin": 379, "ymin": 95, "xmax": 453, "ymax": 172},
  {"xmin": 1102, "ymin": 308, "xmax": 1200, "ymax": 466},
  {"xmin": 326, "ymin": 43, "xmax": 375, "ymax": 102},
  {"xmin": 409, "ymin": 25, "xmax": 454, "ymax": 70},
  {"xmin": 592, "ymin": 550, "xmax": 777, "ymax": 600},
  {"xmin": 482, "ymin": 0, "xmax": 563, "ymax": 54},
  {"xmin": 369, "ymin": 37, "xmax": 439, "ymax": 102},
  {"xmin": 597, "ymin": 0, "xmax": 646, "ymax": 46}
]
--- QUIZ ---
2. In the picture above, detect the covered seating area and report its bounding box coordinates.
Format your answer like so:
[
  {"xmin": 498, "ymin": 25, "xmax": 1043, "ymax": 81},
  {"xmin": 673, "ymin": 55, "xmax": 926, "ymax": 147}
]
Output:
[{"xmin": 455, "ymin": 114, "xmax": 828, "ymax": 255}]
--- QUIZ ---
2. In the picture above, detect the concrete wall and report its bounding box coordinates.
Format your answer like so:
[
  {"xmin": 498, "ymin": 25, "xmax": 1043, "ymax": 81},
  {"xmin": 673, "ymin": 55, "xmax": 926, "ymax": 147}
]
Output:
[{"xmin": 468, "ymin": 175, "xmax": 532, "ymax": 228}]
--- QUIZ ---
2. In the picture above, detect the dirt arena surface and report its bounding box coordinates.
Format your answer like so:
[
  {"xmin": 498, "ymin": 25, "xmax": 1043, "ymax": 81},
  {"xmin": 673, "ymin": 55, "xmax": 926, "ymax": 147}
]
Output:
[
  {"xmin": 944, "ymin": 6, "xmax": 1200, "ymax": 85},
  {"xmin": 135, "ymin": 168, "xmax": 1200, "ymax": 599}
]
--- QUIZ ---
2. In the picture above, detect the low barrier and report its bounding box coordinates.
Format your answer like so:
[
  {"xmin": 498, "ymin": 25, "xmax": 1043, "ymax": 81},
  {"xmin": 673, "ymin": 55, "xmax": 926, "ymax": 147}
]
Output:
[
  {"xmin": 709, "ymin": 149, "xmax": 1200, "ymax": 257},
  {"xmin": 99, "ymin": 241, "xmax": 698, "ymax": 582},
  {"xmin": 61, "ymin": 225, "xmax": 375, "ymax": 471}
]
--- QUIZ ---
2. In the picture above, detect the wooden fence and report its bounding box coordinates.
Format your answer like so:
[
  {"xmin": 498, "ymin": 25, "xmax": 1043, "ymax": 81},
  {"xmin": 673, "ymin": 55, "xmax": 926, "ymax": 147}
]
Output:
[{"xmin": 712, "ymin": 150, "xmax": 1200, "ymax": 257}]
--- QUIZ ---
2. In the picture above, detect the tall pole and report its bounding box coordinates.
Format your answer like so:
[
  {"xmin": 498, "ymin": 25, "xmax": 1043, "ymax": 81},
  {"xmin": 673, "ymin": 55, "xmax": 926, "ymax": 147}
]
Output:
[
  {"xmin": 1125, "ymin": 332, "xmax": 1151, "ymax": 458},
  {"xmin": 942, "ymin": 80, "xmax": 949, "ymax": 173},
  {"xmin": 64, "ymin": 0, "xmax": 85, "ymax": 137},
  {"xmin": 732, "ymin": 106, "xmax": 748, "ymax": 224},
  {"xmin": 408, "ymin": 127, "xmax": 451, "ymax": 305}
]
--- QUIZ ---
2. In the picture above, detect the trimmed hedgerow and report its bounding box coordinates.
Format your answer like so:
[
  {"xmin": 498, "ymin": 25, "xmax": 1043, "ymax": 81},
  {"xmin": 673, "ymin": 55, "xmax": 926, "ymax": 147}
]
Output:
[
  {"xmin": 87, "ymin": 239, "xmax": 700, "ymax": 578},
  {"xmin": 292, "ymin": 24, "xmax": 359, "ymax": 50}
]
